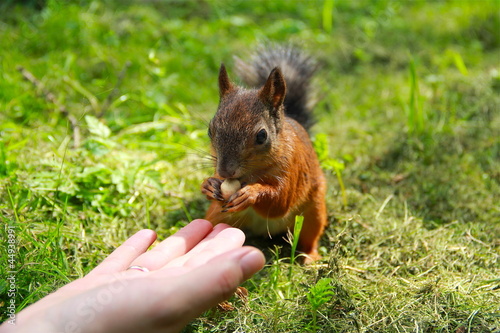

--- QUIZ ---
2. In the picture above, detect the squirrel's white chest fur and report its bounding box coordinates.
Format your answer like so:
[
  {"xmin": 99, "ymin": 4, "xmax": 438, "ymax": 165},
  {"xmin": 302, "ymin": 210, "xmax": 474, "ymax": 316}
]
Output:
[{"xmin": 234, "ymin": 207, "xmax": 294, "ymax": 236}]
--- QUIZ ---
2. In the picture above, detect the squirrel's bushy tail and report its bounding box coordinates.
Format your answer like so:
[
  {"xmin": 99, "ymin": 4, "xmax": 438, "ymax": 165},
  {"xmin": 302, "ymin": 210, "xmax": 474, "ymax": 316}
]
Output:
[{"xmin": 234, "ymin": 45, "xmax": 317, "ymax": 131}]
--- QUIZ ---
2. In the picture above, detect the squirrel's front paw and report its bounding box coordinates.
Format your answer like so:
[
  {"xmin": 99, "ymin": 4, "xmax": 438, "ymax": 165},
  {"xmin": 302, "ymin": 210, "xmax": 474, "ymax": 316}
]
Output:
[
  {"xmin": 201, "ymin": 177, "xmax": 224, "ymax": 201},
  {"xmin": 221, "ymin": 186, "xmax": 256, "ymax": 213}
]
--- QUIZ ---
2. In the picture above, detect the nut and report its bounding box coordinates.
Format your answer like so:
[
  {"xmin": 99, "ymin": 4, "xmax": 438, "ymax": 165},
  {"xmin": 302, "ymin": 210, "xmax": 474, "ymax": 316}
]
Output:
[{"xmin": 220, "ymin": 179, "xmax": 241, "ymax": 200}]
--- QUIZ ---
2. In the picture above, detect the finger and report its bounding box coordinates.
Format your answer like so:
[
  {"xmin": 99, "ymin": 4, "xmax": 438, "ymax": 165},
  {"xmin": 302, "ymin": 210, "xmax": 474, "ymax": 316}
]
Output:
[
  {"xmin": 184, "ymin": 223, "xmax": 236, "ymax": 253},
  {"xmin": 164, "ymin": 226, "xmax": 246, "ymax": 269},
  {"xmin": 210, "ymin": 178, "xmax": 224, "ymax": 201},
  {"xmin": 127, "ymin": 219, "xmax": 214, "ymax": 271},
  {"xmin": 87, "ymin": 229, "xmax": 157, "ymax": 277},
  {"xmin": 229, "ymin": 193, "xmax": 247, "ymax": 207},
  {"xmin": 147, "ymin": 247, "xmax": 265, "ymax": 331},
  {"xmin": 202, "ymin": 178, "xmax": 224, "ymax": 201},
  {"xmin": 226, "ymin": 190, "xmax": 243, "ymax": 205},
  {"xmin": 223, "ymin": 197, "xmax": 249, "ymax": 213}
]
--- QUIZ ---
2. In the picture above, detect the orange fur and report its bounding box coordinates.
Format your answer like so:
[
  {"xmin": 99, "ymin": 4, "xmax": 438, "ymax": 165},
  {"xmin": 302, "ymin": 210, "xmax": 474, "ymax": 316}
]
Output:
[{"xmin": 201, "ymin": 54, "xmax": 327, "ymax": 262}]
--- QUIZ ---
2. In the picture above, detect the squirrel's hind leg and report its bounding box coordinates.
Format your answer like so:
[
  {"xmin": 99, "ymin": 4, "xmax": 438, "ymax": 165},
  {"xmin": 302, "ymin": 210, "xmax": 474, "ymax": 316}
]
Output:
[{"xmin": 297, "ymin": 200, "xmax": 328, "ymax": 264}]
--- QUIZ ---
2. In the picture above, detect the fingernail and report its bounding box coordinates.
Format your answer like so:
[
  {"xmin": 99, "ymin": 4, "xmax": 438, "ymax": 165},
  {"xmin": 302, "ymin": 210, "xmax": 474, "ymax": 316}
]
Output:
[{"xmin": 238, "ymin": 248, "xmax": 265, "ymax": 279}]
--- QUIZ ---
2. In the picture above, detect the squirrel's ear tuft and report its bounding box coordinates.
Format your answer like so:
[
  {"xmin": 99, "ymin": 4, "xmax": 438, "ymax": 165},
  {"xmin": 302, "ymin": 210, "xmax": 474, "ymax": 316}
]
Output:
[
  {"xmin": 218, "ymin": 63, "xmax": 235, "ymax": 99},
  {"xmin": 259, "ymin": 67, "xmax": 286, "ymax": 111}
]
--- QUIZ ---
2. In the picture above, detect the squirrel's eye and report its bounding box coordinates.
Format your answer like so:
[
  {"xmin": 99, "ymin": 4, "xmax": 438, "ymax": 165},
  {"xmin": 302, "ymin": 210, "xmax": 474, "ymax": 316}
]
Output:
[{"xmin": 255, "ymin": 129, "xmax": 267, "ymax": 145}]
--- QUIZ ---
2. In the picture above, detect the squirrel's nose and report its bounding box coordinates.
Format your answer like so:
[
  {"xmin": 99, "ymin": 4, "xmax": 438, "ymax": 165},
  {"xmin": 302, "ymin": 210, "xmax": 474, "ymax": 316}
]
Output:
[
  {"xmin": 218, "ymin": 168, "xmax": 236, "ymax": 179},
  {"xmin": 218, "ymin": 158, "xmax": 239, "ymax": 179}
]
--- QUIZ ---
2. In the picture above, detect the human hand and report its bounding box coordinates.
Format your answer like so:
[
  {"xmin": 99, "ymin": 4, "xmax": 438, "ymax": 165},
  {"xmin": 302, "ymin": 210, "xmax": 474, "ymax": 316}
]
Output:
[{"xmin": 1, "ymin": 219, "xmax": 265, "ymax": 333}]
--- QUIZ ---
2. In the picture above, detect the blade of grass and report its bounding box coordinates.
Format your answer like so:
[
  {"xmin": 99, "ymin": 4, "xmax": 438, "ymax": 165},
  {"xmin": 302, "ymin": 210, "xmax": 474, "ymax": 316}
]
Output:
[
  {"xmin": 290, "ymin": 215, "xmax": 303, "ymax": 267},
  {"xmin": 322, "ymin": 0, "xmax": 335, "ymax": 33},
  {"xmin": 332, "ymin": 160, "xmax": 347, "ymax": 209},
  {"xmin": 7, "ymin": 188, "xmax": 20, "ymax": 224},
  {"xmin": 288, "ymin": 215, "xmax": 304, "ymax": 284},
  {"xmin": 408, "ymin": 56, "xmax": 422, "ymax": 135},
  {"xmin": 63, "ymin": 76, "xmax": 101, "ymax": 115}
]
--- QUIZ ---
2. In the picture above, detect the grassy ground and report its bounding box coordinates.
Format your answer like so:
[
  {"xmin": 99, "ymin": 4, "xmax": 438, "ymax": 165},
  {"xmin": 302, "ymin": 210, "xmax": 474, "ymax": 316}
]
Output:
[{"xmin": 1, "ymin": 0, "xmax": 499, "ymax": 331}]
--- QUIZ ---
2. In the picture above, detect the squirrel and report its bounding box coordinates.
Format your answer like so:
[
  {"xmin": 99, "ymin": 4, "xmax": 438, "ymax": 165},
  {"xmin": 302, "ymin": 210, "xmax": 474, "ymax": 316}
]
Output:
[{"xmin": 201, "ymin": 46, "xmax": 327, "ymax": 262}]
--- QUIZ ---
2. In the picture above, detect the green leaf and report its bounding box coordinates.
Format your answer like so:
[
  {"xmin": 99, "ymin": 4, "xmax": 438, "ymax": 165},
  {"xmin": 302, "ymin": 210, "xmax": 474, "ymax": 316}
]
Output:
[
  {"xmin": 307, "ymin": 278, "xmax": 335, "ymax": 310},
  {"xmin": 85, "ymin": 115, "xmax": 111, "ymax": 138},
  {"xmin": 450, "ymin": 51, "xmax": 468, "ymax": 76},
  {"xmin": 313, "ymin": 133, "xmax": 330, "ymax": 162}
]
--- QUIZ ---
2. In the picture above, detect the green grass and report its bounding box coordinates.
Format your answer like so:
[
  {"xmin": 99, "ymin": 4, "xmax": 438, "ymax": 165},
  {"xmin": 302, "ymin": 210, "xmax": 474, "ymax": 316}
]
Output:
[{"xmin": 1, "ymin": 0, "xmax": 499, "ymax": 331}]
